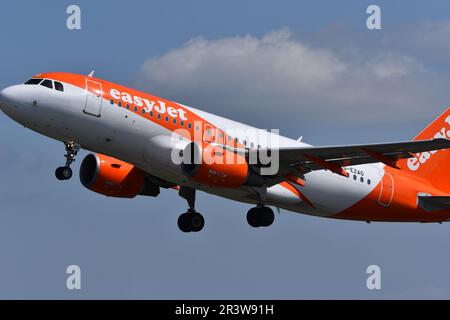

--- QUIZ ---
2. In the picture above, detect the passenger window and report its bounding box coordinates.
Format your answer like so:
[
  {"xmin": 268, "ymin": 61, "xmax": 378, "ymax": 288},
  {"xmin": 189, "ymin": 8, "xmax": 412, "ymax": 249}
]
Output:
[
  {"xmin": 126, "ymin": 104, "xmax": 130, "ymax": 110},
  {"xmin": 40, "ymin": 79, "xmax": 53, "ymax": 89},
  {"xmin": 118, "ymin": 102, "xmax": 122, "ymax": 107},
  {"xmin": 110, "ymin": 100, "xmax": 114, "ymax": 105},
  {"xmin": 367, "ymin": 179, "xmax": 371, "ymax": 185},
  {"xmin": 203, "ymin": 125, "xmax": 215, "ymax": 143},
  {"xmin": 149, "ymin": 111, "xmax": 153, "ymax": 117},
  {"xmin": 25, "ymin": 79, "xmax": 42, "ymax": 85},
  {"xmin": 360, "ymin": 177, "xmax": 364, "ymax": 183},
  {"xmin": 134, "ymin": 106, "xmax": 138, "ymax": 112},
  {"xmin": 141, "ymin": 109, "xmax": 146, "ymax": 115},
  {"xmin": 180, "ymin": 121, "xmax": 184, "ymax": 126},
  {"xmin": 54, "ymin": 82, "xmax": 64, "ymax": 92},
  {"xmin": 173, "ymin": 118, "xmax": 176, "ymax": 124},
  {"xmin": 188, "ymin": 123, "xmax": 192, "ymax": 129},
  {"xmin": 353, "ymin": 175, "xmax": 357, "ymax": 181}
]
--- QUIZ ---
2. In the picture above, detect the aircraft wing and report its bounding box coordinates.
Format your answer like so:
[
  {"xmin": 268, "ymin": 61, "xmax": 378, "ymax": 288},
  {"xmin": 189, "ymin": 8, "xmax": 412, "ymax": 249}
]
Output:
[{"xmin": 249, "ymin": 138, "xmax": 450, "ymax": 178}]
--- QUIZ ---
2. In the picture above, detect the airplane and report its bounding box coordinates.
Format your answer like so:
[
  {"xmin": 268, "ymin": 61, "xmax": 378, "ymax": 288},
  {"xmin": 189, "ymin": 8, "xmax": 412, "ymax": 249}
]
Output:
[{"xmin": 0, "ymin": 71, "xmax": 449, "ymax": 233}]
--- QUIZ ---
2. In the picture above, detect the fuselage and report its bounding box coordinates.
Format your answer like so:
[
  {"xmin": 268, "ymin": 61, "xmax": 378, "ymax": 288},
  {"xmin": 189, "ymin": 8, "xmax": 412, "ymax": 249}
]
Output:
[{"xmin": 0, "ymin": 72, "xmax": 449, "ymax": 223}]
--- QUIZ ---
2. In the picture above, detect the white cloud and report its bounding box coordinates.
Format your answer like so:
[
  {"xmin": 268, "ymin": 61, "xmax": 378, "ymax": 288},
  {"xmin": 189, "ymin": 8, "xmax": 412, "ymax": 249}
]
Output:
[{"xmin": 135, "ymin": 28, "xmax": 450, "ymax": 133}]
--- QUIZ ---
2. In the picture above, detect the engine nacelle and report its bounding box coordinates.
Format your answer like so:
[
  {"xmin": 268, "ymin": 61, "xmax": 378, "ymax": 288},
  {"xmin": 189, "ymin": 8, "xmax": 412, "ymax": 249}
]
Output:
[
  {"xmin": 80, "ymin": 153, "xmax": 159, "ymax": 198},
  {"xmin": 181, "ymin": 142, "xmax": 249, "ymax": 188}
]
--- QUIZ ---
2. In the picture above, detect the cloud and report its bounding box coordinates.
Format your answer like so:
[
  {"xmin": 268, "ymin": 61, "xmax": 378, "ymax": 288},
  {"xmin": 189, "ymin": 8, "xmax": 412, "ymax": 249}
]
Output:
[{"xmin": 135, "ymin": 28, "xmax": 450, "ymax": 135}]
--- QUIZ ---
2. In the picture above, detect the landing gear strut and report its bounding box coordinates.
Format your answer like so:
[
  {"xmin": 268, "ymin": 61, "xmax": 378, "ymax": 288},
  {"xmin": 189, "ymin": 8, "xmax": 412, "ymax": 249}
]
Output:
[
  {"xmin": 246, "ymin": 187, "xmax": 275, "ymax": 228},
  {"xmin": 55, "ymin": 142, "xmax": 80, "ymax": 181},
  {"xmin": 178, "ymin": 187, "xmax": 205, "ymax": 233}
]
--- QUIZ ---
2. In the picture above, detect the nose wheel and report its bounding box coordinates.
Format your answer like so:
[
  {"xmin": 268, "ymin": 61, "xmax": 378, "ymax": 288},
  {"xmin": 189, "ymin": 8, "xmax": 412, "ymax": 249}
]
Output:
[
  {"xmin": 55, "ymin": 142, "xmax": 80, "ymax": 181},
  {"xmin": 55, "ymin": 166, "xmax": 73, "ymax": 180}
]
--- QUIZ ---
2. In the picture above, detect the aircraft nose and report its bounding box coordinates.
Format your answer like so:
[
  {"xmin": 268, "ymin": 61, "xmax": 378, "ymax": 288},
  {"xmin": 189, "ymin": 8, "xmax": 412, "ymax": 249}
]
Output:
[
  {"xmin": 1, "ymin": 86, "xmax": 14, "ymax": 102},
  {"xmin": 0, "ymin": 88, "xmax": 7, "ymax": 110},
  {"xmin": 0, "ymin": 86, "xmax": 20, "ymax": 110}
]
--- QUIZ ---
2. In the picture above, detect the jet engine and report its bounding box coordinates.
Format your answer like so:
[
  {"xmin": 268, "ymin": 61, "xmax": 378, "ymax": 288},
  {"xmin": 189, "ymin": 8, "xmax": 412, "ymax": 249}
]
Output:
[
  {"xmin": 181, "ymin": 142, "xmax": 258, "ymax": 188},
  {"xmin": 79, "ymin": 153, "xmax": 160, "ymax": 198}
]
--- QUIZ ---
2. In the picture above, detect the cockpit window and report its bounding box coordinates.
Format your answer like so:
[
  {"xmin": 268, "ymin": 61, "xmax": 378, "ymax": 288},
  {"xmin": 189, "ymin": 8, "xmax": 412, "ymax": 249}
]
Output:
[
  {"xmin": 54, "ymin": 81, "xmax": 64, "ymax": 92},
  {"xmin": 40, "ymin": 79, "xmax": 53, "ymax": 89},
  {"xmin": 24, "ymin": 78, "xmax": 43, "ymax": 85}
]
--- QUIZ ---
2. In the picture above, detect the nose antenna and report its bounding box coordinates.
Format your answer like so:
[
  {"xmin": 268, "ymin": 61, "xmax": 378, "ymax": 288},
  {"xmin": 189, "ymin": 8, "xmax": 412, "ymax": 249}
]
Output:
[{"xmin": 87, "ymin": 70, "xmax": 95, "ymax": 78}]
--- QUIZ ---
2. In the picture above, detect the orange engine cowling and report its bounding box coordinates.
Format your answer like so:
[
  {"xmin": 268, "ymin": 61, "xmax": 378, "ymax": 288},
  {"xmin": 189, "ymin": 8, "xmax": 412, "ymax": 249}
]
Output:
[
  {"xmin": 79, "ymin": 153, "xmax": 157, "ymax": 198},
  {"xmin": 181, "ymin": 142, "xmax": 249, "ymax": 188}
]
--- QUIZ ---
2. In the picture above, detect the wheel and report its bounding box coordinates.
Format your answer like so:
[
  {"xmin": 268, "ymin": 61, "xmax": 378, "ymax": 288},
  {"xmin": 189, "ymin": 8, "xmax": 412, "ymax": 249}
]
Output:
[
  {"xmin": 247, "ymin": 207, "xmax": 275, "ymax": 228},
  {"xmin": 247, "ymin": 207, "xmax": 260, "ymax": 228},
  {"xmin": 61, "ymin": 166, "xmax": 73, "ymax": 180},
  {"xmin": 261, "ymin": 207, "xmax": 275, "ymax": 227},
  {"xmin": 55, "ymin": 167, "xmax": 64, "ymax": 180},
  {"xmin": 55, "ymin": 166, "xmax": 72, "ymax": 180},
  {"xmin": 178, "ymin": 213, "xmax": 191, "ymax": 233},
  {"xmin": 191, "ymin": 213, "xmax": 205, "ymax": 232}
]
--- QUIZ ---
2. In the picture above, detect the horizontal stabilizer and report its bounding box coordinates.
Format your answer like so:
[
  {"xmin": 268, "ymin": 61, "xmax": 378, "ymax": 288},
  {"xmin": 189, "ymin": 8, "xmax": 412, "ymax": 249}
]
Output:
[{"xmin": 418, "ymin": 195, "xmax": 450, "ymax": 212}]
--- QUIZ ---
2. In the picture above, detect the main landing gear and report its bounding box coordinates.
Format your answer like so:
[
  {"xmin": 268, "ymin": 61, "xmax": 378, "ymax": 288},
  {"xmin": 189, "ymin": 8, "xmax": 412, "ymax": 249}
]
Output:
[
  {"xmin": 246, "ymin": 206, "xmax": 275, "ymax": 228},
  {"xmin": 178, "ymin": 187, "xmax": 205, "ymax": 233},
  {"xmin": 246, "ymin": 187, "xmax": 275, "ymax": 228},
  {"xmin": 176, "ymin": 186, "xmax": 275, "ymax": 233},
  {"xmin": 55, "ymin": 142, "xmax": 80, "ymax": 181}
]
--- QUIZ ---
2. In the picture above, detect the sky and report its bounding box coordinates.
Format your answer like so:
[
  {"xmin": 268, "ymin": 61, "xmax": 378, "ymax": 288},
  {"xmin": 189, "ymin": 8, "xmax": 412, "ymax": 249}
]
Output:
[{"xmin": 1, "ymin": 0, "xmax": 450, "ymax": 299}]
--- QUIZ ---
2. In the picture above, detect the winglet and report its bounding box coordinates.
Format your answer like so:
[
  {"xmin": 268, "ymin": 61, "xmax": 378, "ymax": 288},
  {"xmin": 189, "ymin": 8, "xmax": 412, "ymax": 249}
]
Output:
[{"xmin": 88, "ymin": 70, "xmax": 95, "ymax": 78}]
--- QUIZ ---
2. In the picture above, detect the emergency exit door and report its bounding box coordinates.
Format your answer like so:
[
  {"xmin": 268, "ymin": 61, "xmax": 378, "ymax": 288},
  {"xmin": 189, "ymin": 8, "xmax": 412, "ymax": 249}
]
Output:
[
  {"xmin": 377, "ymin": 172, "xmax": 394, "ymax": 207},
  {"xmin": 84, "ymin": 79, "xmax": 103, "ymax": 117}
]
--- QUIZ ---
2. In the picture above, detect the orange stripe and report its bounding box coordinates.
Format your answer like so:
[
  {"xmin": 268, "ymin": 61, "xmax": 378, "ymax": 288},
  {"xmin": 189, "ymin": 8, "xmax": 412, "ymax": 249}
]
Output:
[{"xmin": 280, "ymin": 181, "xmax": 316, "ymax": 208}]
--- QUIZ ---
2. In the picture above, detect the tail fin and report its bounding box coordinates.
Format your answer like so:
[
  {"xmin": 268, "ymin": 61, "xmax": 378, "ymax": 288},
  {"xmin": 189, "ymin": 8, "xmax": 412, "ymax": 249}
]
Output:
[{"xmin": 398, "ymin": 108, "xmax": 450, "ymax": 193}]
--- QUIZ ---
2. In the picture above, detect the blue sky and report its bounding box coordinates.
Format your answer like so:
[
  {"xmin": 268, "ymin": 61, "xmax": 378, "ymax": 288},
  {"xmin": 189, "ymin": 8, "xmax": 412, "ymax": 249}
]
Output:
[{"xmin": 1, "ymin": 0, "xmax": 450, "ymax": 299}]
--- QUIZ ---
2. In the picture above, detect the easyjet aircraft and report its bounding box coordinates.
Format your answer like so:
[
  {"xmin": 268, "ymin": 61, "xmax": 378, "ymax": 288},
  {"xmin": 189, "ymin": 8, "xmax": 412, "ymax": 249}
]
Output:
[{"xmin": 1, "ymin": 72, "xmax": 449, "ymax": 232}]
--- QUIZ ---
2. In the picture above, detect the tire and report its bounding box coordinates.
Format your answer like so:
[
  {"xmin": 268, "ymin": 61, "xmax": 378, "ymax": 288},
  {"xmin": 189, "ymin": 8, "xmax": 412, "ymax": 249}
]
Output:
[
  {"xmin": 55, "ymin": 167, "xmax": 65, "ymax": 180},
  {"xmin": 191, "ymin": 213, "xmax": 205, "ymax": 232},
  {"xmin": 261, "ymin": 207, "xmax": 275, "ymax": 227},
  {"xmin": 61, "ymin": 167, "xmax": 73, "ymax": 180},
  {"xmin": 177, "ymin": 213, "xmax": 191, "ymax": 233},
  {"xmin": 246, "ymin": 208, "xmax": 260, "ymax": 228}
]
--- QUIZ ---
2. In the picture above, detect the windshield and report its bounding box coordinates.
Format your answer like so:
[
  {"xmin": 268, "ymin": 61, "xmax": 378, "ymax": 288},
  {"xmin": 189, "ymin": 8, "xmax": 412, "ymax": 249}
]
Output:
[{"xmin": 24, "ymin": 78, "xmax": 43, "ymax": 85}]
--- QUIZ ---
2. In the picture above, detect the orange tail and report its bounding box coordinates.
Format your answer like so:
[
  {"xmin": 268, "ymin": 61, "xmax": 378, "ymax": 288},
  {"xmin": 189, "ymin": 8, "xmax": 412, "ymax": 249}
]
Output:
[{"xmin": 398, "ymin": 108, "xmax": 450, "ymax": 193}]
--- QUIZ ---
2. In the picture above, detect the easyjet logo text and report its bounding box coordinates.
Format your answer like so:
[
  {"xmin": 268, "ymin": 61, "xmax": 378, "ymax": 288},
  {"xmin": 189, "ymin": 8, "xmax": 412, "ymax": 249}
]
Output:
[
  {"xmin": 407, "ymin": 115, "xmax": 450, "ymax": 171},
  {"xmin": 110, "ymin": 88, "xmax": 188, "ymax": 120}
]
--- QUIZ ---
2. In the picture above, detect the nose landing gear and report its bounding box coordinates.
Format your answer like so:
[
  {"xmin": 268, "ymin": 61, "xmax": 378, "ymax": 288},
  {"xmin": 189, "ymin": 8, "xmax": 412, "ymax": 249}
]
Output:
[{"xmin": 55, "ymin": 142, "xmax": 80, "ymax": 181}]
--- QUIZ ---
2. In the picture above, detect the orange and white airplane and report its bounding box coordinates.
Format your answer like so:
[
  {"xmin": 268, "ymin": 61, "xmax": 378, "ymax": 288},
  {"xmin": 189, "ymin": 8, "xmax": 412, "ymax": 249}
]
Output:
[{"xmin": 1, "ymin": 72, "xmax": 450, "ymax": 232}]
